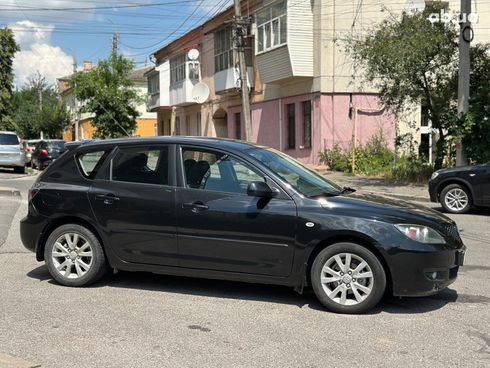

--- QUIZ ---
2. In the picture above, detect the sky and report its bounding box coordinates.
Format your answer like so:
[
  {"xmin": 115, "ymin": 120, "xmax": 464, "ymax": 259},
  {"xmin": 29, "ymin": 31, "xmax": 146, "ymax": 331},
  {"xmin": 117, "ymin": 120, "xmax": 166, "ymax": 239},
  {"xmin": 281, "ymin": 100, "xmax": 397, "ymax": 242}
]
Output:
[{"xmin": 0, "ymin": 0, "xmax": 233, "ymax": 87}]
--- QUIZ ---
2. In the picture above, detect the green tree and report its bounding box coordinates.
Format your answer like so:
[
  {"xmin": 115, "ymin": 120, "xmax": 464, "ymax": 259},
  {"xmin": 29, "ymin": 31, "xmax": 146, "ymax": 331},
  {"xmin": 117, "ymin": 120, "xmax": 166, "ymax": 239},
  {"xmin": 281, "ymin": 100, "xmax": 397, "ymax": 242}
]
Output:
[
  {"xmin": 0, "ymin": 27, "xmax": 20, "ymax": 128},
  {"xmin": 71, "ymin": 52, "xmax": 140, "ymax": 138},
  {"xmin": 462, "ymin": 44, "xmax": 490, "ymax": 163},
  {"xmin": 346, "ymin": 4, "xmax": 459, "ymax": 169},
  {"xmin": 10, "ymin": 73, "xmax": 71, "ymax": 139}
]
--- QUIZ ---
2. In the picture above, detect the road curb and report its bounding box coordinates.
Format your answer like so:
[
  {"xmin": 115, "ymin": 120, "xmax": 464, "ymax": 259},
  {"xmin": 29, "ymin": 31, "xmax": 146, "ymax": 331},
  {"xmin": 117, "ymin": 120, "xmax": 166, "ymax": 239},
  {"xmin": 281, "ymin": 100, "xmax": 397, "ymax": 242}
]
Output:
[
  {"xmin": 0, "ymin": 352, "xmax": 40, "ymax": 368},
  {"xmin": 0, "ymin": 187, "xmax": 21, "ymax": 198},
  {"xmin": 364, "ymin": 189, "xmax": 430, "ymax": 203}
]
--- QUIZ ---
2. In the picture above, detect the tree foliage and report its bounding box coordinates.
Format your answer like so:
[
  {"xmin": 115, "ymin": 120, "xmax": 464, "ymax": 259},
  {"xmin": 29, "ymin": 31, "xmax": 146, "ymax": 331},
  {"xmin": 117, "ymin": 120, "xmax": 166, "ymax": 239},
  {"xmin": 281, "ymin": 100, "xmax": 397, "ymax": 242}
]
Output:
[
  {"xmin": 0, "ymin": 27, "xmax": 20, "ymax": 128},
  {"xmin": 462, "ymin": 44, "xmax": 490, "ymax": 163},
  {"xmin": 9, "ymin": 72, "xmax": 71, "ymax": 139},
  {"xmin": 71, "ymin": 52, "xmax": 141, "ymax": 138},
  {"xmin": 346, "ymin": 4, "xmax": 460, "ymax": 169}
]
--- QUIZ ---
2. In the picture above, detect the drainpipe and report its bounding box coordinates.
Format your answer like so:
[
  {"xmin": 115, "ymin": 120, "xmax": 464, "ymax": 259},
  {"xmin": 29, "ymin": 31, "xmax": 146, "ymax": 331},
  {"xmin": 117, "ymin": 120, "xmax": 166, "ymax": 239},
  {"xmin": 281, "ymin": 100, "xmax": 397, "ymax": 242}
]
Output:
[{"xmin": 278, "ymin": 98, "xmax": 283, "ymax": 151}]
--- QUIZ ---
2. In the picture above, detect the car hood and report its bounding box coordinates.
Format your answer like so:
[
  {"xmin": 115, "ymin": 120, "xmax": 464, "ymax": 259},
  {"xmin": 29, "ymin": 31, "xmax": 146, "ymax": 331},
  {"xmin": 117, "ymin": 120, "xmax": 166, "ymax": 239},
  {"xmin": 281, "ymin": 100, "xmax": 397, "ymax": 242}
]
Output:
[
  {"xmin": 322, "ymin": 192, "xmax": 454, "ymax": 226},
  {"xmin": 436, "ymin": 164, "xmax": 486, "ymax": 174}
]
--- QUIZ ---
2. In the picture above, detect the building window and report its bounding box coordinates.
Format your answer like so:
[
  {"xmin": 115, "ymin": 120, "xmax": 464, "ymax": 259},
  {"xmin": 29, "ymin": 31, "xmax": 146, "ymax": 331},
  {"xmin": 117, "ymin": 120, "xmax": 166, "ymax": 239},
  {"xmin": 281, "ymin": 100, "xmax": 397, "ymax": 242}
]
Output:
[
  {"xmin": 170, "ymin": 54, "xmax": 186, "ymax": 84},
  {"xmin": 302, "ymin": 100, "xmax": 312, "ymax": 149},
  {"xmin": 196, "ymin": 112, "xmax": 202, "ymax": 136},
  {"xmin": 186, "ymin": 115, "xmax": 191, "ymax": 136},
  {"xmin": 214, "ymin": 27, "xmax": 234, "ymax": 73},
  {"xmin": 175, "ymin": 116, "xmax": 181, "ymax": 135},
  {"xmin": 148, "ymin": 72, "xmax": 159, "ymax": 94},
  {"xmin": 256, "ymin": 1, "xmax": 287, "ymax": 54},
  {"xmin": 286, "ymin": 103, "xmax": 295, "ymax": 149},
  {"xmin": 235, "ymin": 112, "xmax": 241, "ymax": 139}
]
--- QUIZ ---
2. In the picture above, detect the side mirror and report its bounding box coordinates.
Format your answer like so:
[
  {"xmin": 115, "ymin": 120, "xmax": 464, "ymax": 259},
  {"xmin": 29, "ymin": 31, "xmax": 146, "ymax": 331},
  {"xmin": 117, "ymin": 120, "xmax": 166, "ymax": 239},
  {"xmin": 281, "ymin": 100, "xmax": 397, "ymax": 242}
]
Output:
[{"xmin": 247, "ymin": 181, "xmax": 276, "ymax": 198}]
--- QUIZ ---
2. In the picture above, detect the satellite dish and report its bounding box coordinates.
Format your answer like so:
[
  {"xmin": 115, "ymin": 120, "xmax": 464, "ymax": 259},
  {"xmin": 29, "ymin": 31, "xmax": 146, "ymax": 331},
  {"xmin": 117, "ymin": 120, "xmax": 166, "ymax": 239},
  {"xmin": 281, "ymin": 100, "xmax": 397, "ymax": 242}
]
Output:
[
  {"xmin": 191, "ymin": 82, "xmax": 210, "ymax": 104},
  {"xmin": 187, "ymin": 48, "xmax": 200, "ymax": 61}
]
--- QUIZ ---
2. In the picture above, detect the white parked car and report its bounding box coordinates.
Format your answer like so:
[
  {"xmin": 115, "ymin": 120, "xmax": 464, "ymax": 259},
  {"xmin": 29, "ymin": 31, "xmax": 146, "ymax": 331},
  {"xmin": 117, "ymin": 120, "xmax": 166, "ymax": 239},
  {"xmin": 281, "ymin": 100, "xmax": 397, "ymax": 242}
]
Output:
[{"xmin": 0, "ymin": 131, "xmax": 26, "ymax": 174}]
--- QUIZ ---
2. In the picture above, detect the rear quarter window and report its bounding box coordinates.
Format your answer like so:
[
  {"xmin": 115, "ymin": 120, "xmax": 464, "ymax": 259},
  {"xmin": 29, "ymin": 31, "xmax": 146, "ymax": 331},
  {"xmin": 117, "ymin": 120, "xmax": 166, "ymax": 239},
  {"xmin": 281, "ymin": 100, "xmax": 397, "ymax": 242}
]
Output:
[{"xmin": 77, "ymin": 150, "xmax": 110, "ymax": 179}]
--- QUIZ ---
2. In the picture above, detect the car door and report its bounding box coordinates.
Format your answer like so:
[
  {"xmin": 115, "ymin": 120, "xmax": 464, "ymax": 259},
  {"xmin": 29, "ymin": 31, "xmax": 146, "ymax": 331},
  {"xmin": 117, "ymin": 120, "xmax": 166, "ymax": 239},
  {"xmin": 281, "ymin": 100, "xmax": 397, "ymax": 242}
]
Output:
[
  {"xmin": 88, "ymin": 144, "xmax": 179, "ymax": 266},
  {"xmin": 176, "ymin": 146, "xmax": 297, "ymax": 277},
  {"xmin": 470, "ymin": 163, "xmax": 490, "ymax": 205}
]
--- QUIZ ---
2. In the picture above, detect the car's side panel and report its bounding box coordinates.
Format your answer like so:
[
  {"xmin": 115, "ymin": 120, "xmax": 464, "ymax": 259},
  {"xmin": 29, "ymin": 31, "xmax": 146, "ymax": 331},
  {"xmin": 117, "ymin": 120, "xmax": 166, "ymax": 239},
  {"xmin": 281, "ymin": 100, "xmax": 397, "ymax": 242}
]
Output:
[{"xmin": 176, "ymin": 187, "xmax": 297, "ymax": 276}]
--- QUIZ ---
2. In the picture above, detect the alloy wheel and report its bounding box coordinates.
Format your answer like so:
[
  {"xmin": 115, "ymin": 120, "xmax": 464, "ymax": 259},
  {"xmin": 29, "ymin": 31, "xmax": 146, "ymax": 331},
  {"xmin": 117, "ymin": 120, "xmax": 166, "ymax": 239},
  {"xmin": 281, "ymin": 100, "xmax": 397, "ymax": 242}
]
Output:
[
  {"xmin": 51, "ymin": 233, "xmax": 93, "ymax": 279},
  {"xmin": 320, "ymin": 252, "xmax": 374, "ymax": 306},
  {"xmin": 444, "ymin": 188, "xmax": 469, "ymax": 212}
]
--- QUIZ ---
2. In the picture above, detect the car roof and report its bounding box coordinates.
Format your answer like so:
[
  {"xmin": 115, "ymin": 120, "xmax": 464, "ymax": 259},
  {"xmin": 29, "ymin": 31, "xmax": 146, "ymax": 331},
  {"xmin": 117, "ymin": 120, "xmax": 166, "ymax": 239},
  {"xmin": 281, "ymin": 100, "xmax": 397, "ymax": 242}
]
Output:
[
  {"xmin": 0, "ymin": 131, "xmax": 18, "ymax": 135},
  {"xmin": 72, "ymin": 136, "xmax": 263, "ymax": 152}
]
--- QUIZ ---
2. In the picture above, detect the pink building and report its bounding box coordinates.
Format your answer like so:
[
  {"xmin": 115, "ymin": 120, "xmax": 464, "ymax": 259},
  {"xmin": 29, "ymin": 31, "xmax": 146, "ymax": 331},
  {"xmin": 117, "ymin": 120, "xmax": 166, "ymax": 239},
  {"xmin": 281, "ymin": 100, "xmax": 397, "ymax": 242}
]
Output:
[{"xmin": 146, "ymin": 1, "xmax": 412, "ymax": 164}]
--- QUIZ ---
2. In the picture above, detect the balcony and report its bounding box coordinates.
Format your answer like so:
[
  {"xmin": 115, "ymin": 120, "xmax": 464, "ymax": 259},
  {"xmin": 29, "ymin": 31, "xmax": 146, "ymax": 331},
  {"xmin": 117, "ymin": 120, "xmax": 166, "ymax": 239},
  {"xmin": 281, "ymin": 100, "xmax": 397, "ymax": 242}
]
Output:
[
  {"xmin": 214, "ymin": 66, "xmax": 254, "ymax": 94},
  {"xmin": 146, "ymin": 62, "xmax": 170, "ymax": 111},
  {"xmin": 169, "ymin": 61, "xmax": 201, "ymax": 106},
  {"xmin": 254, "ymin": 0, "xmax": 313, "ymax": 84}
]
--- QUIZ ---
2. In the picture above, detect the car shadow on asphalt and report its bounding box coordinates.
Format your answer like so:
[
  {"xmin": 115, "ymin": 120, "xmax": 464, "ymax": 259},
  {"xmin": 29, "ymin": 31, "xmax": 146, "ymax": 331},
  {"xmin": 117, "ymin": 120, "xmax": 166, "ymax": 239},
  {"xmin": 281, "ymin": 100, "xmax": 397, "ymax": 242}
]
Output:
[
  {"xmin": 27, "ymin": 265, "xmax": 466, "ymax": 315},
  {"xmin": 431, "ymin": 205, "xmax": 490, "ymax": 216}
]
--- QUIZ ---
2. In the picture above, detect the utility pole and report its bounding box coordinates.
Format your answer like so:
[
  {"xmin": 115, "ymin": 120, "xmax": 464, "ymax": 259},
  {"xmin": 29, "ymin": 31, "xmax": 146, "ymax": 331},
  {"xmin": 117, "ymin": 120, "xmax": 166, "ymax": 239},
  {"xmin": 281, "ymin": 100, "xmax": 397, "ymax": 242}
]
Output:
[
  {"xmin": 72, "ymin": 56, "xmax": 79, "ymax": 141},
  {"xmin": 233, "ymin": 0, "xmax": 252, "ymax": 142},
  {"xmin": 112, "ymin": 32, "xmax": 118, "ymax": 54},
  {"xmin": 456, "ymin": 0, "xmax": 471, "ymax": 166}
]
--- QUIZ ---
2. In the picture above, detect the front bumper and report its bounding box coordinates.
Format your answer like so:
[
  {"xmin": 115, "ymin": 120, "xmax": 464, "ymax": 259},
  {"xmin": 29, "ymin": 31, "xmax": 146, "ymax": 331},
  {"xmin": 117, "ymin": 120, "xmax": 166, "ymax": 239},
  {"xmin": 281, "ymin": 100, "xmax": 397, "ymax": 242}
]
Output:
[{"xmin": 389, "ymin": 245, "xmax": 466, "ymax": 297}]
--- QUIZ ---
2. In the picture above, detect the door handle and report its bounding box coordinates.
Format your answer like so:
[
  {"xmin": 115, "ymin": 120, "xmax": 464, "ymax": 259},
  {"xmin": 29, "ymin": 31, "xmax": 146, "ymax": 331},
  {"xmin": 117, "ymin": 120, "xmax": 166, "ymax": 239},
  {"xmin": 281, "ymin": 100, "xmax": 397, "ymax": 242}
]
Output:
[
  {"xmin": 182, "ymin": 201, "xmax": 209, "ymax": 211},
  {"xmin": 95, "ymin": 194, "xmax": 120, "ymax": 205}
]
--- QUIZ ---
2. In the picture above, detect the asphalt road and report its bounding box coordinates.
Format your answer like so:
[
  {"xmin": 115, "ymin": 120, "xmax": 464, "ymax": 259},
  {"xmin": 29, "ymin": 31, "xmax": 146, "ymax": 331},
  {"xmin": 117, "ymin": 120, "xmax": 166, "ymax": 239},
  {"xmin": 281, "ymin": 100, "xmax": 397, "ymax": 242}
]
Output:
[{"xmin": 0, "ymin": 173, "xmax": 489, "ymax": 368}]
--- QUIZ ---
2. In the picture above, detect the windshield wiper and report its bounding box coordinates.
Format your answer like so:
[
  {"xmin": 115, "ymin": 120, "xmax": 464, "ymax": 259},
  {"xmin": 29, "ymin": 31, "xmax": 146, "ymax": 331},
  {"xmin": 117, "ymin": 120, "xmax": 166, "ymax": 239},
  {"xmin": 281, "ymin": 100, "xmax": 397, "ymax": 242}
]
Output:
[{"xmin": 339, "ymin": 186, "xmax": 356, "ymax": 194}]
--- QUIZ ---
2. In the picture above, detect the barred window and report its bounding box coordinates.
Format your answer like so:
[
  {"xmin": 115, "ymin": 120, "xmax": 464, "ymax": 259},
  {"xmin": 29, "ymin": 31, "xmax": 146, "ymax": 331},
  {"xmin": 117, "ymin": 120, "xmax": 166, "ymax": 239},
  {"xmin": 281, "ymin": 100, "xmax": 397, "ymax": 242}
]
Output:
[{"xmin": 170, "ymin": 54, "xmax": 186, "ymax": 84}]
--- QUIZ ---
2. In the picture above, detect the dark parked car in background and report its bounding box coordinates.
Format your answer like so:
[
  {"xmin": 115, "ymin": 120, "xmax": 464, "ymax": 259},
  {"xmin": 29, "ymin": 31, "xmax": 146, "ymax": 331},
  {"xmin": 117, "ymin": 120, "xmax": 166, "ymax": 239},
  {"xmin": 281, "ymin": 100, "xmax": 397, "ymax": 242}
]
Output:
[
  {"xmin": 31, "ymin": 139, "xmax": 66, "ymax": 170},
  {"xmin": 21, "ymin": 137, "xmax": 465, "ymax": 314},
  {"xmin": 429, "ymin": 163, "xmax": 490, "ymax": 214}
]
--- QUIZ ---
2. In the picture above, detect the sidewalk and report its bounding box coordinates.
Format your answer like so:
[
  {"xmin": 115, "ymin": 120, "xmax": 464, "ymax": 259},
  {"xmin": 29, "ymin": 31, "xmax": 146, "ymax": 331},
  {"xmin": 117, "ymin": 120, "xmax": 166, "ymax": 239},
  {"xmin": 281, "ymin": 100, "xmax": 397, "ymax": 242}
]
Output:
[{"xmin": 318, "ymin": 170, "xmax": 430, "ymax": 203}]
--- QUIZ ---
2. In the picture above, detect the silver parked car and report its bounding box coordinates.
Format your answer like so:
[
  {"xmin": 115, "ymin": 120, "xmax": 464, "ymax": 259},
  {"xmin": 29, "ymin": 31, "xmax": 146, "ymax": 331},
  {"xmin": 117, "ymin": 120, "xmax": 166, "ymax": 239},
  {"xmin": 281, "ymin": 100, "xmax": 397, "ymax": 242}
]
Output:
[{"xmin": 0, "ymin": 131, "xmax": 26, "ymax": 174}]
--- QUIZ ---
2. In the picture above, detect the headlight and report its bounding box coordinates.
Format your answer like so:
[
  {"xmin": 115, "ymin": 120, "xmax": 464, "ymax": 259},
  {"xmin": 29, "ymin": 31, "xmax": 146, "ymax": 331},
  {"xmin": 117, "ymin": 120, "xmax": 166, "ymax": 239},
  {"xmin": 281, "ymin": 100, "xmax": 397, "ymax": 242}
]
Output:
[
  {"xmin": 394, "ymin": 224, "xmax": 445, "ymax": 244},
  {"xmin": 430, "ymin": 171, "xmax": 440, "ymax": 180}
]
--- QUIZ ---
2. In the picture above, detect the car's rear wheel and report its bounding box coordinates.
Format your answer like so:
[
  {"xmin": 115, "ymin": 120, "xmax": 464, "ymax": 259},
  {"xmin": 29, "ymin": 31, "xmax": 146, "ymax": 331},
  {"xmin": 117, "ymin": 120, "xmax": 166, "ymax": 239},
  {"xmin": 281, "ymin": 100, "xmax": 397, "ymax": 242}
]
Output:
[
  {"xmin": 311, "ymin": 242, "xmax": 386, "ymax": 314},
  {"xmin": 440, "ymin": 183, "xmax": 471, "ymax": 214},
  {"xmin": 44, "ymin": 224, "xmax": 109, "ymax": 287}
]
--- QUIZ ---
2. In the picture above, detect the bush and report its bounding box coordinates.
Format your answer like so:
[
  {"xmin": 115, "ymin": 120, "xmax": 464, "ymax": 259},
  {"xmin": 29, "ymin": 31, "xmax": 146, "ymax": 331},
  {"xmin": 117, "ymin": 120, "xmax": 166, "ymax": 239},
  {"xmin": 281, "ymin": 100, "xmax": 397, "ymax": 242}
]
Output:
[
  {"xmin": 389, "ymin": 157, "xmax": 434, "ymax": 183},
  {"xmin": 318, "ymin": 143, "xmax": 351, "ymax": 172},
  {"xmin": 319, "ymin": 132, "xmax": 434, "ymax": 183}
]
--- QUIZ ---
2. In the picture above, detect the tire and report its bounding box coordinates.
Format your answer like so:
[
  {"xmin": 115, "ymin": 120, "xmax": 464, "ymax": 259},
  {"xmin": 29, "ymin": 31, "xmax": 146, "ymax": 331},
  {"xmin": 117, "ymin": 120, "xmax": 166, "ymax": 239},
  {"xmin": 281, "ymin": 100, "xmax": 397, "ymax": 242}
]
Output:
[
  {"xmin": 311, "ymin": 242, "xmax": 386, "ymax": 314},
  {"xmin": 440, "ymin": 183, "xmax": 471, "ymax": 214},
  {"xmin": 44, "ymin": 224, "xmax": 109, "ymax": 287},
  {"xmin": 13, "ymin": 166, "xmax": 25, "ymax": 174}
]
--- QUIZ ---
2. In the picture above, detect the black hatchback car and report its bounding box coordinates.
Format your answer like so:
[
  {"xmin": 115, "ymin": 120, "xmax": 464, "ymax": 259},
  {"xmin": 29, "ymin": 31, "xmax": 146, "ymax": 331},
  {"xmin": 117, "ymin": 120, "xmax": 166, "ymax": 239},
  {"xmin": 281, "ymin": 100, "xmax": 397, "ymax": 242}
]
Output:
[
  {"xmin": 429, "ymin": 163, "xmax": 490, "ymax": 214},
  {"xmin": 31, "ymin": 139, "xmax": 66, "ymax": 170},
  {"xmin": 21, "ymin": 137, "xmax": 466, "ymax": 314}
]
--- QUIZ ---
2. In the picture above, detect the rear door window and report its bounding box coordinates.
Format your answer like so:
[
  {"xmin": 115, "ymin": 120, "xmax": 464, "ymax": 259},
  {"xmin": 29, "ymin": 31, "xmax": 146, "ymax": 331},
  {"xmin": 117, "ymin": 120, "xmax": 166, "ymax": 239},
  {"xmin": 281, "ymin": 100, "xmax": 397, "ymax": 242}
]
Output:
[{"xmin": 112, "ymin": 146, "xmax": 169, "ymax": 185}]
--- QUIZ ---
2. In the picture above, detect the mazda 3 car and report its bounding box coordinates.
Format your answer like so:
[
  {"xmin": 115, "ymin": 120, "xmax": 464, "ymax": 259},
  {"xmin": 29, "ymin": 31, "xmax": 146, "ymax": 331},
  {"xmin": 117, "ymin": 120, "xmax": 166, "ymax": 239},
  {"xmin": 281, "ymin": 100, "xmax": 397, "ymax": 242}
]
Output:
[{"xmin": 21, "ymin": 137, "xmax": 466, "ymax": 314}]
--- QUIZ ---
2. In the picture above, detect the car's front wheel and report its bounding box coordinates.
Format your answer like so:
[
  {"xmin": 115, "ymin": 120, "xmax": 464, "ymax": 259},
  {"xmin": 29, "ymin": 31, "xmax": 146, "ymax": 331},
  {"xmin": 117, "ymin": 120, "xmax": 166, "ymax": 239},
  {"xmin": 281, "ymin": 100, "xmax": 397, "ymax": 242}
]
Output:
[
  {"xmin": 44, "ymin": 224, "xmax": 109, "ymax": 287},
  {"xmin": 311, "ymin": 243, "xmax": 386, "ymax": 314},
  {"xmin": 440, "ymin": 183, "xmax": 471, "ymax": 214}
]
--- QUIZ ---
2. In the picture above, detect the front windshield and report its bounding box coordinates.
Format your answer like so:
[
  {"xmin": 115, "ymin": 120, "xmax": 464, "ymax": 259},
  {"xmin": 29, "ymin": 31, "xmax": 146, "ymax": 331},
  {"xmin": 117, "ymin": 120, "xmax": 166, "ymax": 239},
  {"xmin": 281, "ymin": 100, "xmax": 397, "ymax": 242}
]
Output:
[{"xmin": 247, "ymin": 147, "xmax": 342, "ymax": 197}]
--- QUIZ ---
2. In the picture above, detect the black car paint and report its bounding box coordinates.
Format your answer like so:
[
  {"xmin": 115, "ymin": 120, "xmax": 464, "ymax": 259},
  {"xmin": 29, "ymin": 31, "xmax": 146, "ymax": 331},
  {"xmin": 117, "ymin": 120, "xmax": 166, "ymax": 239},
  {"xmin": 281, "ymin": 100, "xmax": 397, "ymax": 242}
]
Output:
[
  {"xmin": 21, "ymin": 137, "xmax": 465, "ymax": 296},
  {"xmin": 429, "ymin": 163, "xmax": 490, "ymax": 206}
]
